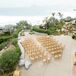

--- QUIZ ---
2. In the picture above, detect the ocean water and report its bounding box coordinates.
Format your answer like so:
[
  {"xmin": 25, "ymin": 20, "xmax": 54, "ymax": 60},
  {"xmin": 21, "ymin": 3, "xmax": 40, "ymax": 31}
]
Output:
[
  {"xmin": 0, "ymin": 16, "xmax": 45, "ymax": 27},
  {"xmin": 0, "ymin": 11, "xmax": 76, "ymax": 27}
]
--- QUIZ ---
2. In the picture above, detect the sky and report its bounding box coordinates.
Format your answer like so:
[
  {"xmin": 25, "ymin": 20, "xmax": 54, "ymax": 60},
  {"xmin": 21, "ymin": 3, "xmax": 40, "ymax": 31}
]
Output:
[
  {"xmin": 0, "ymin": 0, "xmax": 76, "ymax": 16},
  {"xmin": 0, "ymin": 0, "xmax": 76, "ymax": 26}
]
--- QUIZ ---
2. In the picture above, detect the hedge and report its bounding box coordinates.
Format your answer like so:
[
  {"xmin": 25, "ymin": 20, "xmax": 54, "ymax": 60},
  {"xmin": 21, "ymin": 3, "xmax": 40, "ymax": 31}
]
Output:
[
  {"xmin": 0, "ymin": 41, "xmax": 9, "ymax": 50},
  {"xmin": 72, "ymin": 35, "xmax": 76, "ymax": 39},
  {"xmin": 11, "ymin": 38, "xmax": 18, "ymax": 46},
  {"xmin": 32, "ymin": 27, "xmax": 47, "ymax": 33},
  {"xmin": 0, "ymin": 36, "xmax": 11, "ymax": 44},
  {"xmin": 0, "ymin": 47, "xmax": 21, "ymax": 73},
  {"xmin": 32, "ymin": 27, "xmax": 57, "ymax": 35}
]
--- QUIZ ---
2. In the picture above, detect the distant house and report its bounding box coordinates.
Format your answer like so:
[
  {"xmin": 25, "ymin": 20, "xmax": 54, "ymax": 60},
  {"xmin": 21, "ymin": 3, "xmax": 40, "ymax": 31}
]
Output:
[{"xmin": 63, "ymin": 19, "xmax": 76, "ymax": 34}]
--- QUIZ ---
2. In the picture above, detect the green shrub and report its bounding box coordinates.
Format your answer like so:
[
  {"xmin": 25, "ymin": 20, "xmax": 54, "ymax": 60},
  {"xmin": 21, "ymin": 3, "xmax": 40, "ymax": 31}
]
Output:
[
  {"xmin": 0, "ymin": 41, "xmax": 9, "ymax": 50},
  {"xmin": 12, "ymin": 32, "xmax": 18, "ymax": 38},
  {"xmin": 72, "ymin": 35, "xmax": 75, "ymax": 39},
  {"xmin": 48, "ymin": 29, "xmax": 57, "ymax": 35},
  {"xmin": 4, "ymin": 32, "xmax": 10, "ymax": 35},
  {"xmin": 11, "ymin": 39, "xmax": 21, "ymax": 57},
  {"xmin": 16, "ymin": 46, "xmax": 21, "ymax": 56},
  {"xmin": 72, "ymin": 35, "xmax": 76, "ymax": 39},
  {"xmin": 0, "ymin": 33, "xmax": 10, "ymax": 36},
  {"xmin": 32, "ymin": 26, "xmax": 58, "ymax": 35},
  {"xmin": 0, "ymin": 36, "xmax": 11, "ymax": 44},
  {"xmin": 46, "ymin": 30, "xmax": 51, "ymax": 35},
  {"xmin": 72, "ymin": 33, "xmax": 76, "ymax": 39},
  {"xmin": 11, "ymin": 38, "xmax": 21, "ymax": 55},
  {"xmin": 32, "ymin": 27, "xmax": 47, "ymax": 33},
  {"xmin": 0, "ymin": 47, "xmax": 21, "ymax": 73},
  {"xmin": 11, "ymin": 38, "xmax": 18, "ymax": 46}
]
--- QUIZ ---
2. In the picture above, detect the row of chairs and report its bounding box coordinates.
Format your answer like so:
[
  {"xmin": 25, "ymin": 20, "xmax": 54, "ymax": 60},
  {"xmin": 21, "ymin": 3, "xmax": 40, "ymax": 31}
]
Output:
[
  {"xmin": 22, "ymin": 38, "xmax": 51, "ymax": 63},
  {"xmin": 37, "ymin": 36, "xmax": 64, "ymax": 59}
]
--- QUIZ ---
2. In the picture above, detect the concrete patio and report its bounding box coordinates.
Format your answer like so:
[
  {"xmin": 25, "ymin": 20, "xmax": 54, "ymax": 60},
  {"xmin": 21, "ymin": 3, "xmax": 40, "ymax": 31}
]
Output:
[{"xmin": 19, "ymin": 34, "xmax": 76, "ymax": 76}]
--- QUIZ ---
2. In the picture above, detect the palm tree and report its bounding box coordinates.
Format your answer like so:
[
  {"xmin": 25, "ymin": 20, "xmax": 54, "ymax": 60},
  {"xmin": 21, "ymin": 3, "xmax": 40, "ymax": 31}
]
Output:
[
  {"xmin": 58, "ymin": 12, "xmax": 63, "ymax": 19},
  {"xmin": 42, "ymin": 14, "xmax": 59, "ymax": 30},
  {"xmin": 52, "ymin": 12, "xmax": 55, "ymax": 17},
  {"xmin": 42, "ymin": 17, "xmax": 49, "ymax": 30},
  {"xmin": 57, "ymin": 12, "xmax": 65, "ymax": 33}
]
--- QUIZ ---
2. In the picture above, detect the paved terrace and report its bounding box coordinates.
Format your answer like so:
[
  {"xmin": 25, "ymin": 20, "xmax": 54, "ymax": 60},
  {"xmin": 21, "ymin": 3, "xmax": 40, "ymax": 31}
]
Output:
[{"xmin": 19, "ymin": 33, "xmax": 76, "ymax": 76}]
